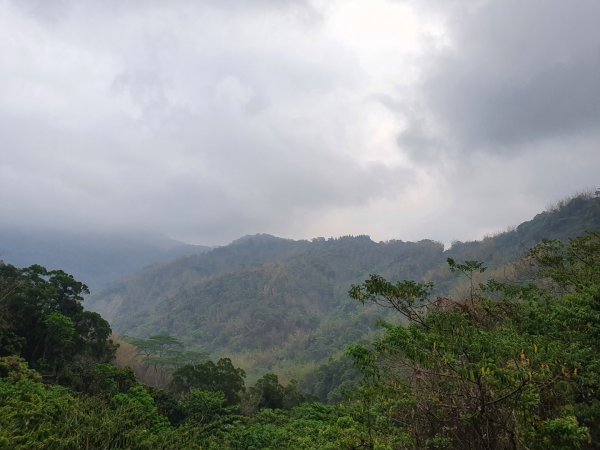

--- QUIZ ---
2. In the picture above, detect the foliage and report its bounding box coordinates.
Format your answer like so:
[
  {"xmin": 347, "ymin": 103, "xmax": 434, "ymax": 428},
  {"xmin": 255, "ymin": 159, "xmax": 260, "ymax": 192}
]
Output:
[
  {"xmin": 347, "ymin": 232, "xmax": 600, "ymax": 449},
  {"xmin": 82, "ymin": 363, "xmax": 138, "ymax": 396},
  {"xmin": 170, "ymin": 358, "xmax": 246, "ymax": 406},
  {"xmin": 299, "ymin": 355, "xmax": 360, "ymax": 403},
  {"xmin": 180, "ymin": 389, "xmax": 235, "ymax": 425},
  {"xmin": 0, "ymin": 263, "xmax": 116, "ymax": 384},
  {"xmin": 0, "ymin": 368, "xmax": 201, "ymax": 450},
  {"xmin": 243, "ymin": 373, "xmax": 313, "ymax": 413},
  {"xmin": 207, "ymin": 403, "xmax": 368, "ymax": 450},
  {"xmin": 88, "ymin": 194, "xmax": 600, "ymax": 383},
  {"xmin": 0, "ymin": 356, "xmax": 41, "ymax": 382},
  {"xmin": 1, "ymin": 197, "xmax": 600, "ymax": 449},
  {"xmin": 120, "ymin": 334, "xmax": 209, "ymax": 388},
  {"xmin": 89, "ymin": 232, "xmax": 448, "ymax": 378}
]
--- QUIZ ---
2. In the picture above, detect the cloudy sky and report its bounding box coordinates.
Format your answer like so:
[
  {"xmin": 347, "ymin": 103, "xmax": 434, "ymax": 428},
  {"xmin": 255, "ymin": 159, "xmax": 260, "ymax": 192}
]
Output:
[{"xmin": 1, "ymin": 0, "xmax": 599, "ymax": 245}]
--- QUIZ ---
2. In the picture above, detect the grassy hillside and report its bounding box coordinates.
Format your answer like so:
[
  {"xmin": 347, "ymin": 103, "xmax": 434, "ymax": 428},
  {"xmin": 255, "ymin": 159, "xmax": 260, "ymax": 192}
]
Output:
[{"xmin": 87, "ymin": 194, "xmax": 600, "ymax": 380}]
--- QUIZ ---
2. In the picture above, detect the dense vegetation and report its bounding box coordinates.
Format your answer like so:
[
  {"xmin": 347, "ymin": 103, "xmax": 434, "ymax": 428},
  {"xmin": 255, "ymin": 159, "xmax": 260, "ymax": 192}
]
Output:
[
  {"xmin": 0, "ymin": 264, "xmax": 116, "ymax": 384},
  {"xmin": 88, "ymin": 195, "xmax": 600, "ymax": 382},
  {"xmin": 1, "ymin": 230, "xmax": 599, "ymax": 448},
  {"xmin": 346, "ymin": 232, "xmax": 600, "ymax": 448},
  {"xmin": 1, "ymin": 194, "xmax": 599, "ymax": 448}
]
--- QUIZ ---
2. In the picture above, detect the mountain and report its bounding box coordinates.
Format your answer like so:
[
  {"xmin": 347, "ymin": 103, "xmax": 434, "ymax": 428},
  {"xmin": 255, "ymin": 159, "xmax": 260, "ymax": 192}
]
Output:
[
  {"xmin": 91, "ymin": 235, "xmax": 445, "ymax": 376},
  {"xmin": 0, "ymin": 227, "xmax": 211, "ymax": 291},
  {"xmin": 87, "ymin": 194, "xmax": 600, "ymax": 379}
]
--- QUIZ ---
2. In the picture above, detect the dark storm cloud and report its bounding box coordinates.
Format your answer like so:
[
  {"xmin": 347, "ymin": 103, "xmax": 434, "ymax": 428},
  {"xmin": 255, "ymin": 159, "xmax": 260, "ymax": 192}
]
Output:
[{"xmin": 404, "ymin": 0, "xmax": 600, "ymax": 153}]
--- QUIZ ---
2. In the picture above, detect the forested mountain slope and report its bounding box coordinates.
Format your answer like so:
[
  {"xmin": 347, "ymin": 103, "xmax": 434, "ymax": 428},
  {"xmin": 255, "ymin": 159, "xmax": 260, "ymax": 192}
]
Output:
[
  {"xmin": 87, "ymin": 194, "xmax": 600, "ymax": 377},
  {"xmin": 3, "ymin": 210, "xmax": 599, "ymax": 449}
]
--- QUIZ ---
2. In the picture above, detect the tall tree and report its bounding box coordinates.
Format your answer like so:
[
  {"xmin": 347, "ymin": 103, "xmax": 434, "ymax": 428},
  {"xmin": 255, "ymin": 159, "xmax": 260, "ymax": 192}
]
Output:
[
  {"xmin": 0, "ymin": 263, "xmax": 116, "ymax": 382},
  {"xmin": 170, "ymin": 358, "xmax": 246, "ymax": 406}
]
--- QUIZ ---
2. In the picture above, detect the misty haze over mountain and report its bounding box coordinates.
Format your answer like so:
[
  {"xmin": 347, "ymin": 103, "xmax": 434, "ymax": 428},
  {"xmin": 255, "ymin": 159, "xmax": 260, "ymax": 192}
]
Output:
[{"xmin": 0, "ymin": 226, "xmax": 210, "ymax": 290}]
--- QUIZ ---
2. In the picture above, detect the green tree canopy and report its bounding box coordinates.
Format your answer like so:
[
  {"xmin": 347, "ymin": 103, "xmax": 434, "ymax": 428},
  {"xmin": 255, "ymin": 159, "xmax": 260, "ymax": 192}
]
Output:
[
  {"xmin": 347, "ymin": 232, "xmax": 600, "ymax": 449},
  {"xmin": 170, "ymin": 358, "xmax": 246, "ymax": 406},
  {"xmin": 0, "ymin": 263, "xmax": 116, "ymax": 383}
]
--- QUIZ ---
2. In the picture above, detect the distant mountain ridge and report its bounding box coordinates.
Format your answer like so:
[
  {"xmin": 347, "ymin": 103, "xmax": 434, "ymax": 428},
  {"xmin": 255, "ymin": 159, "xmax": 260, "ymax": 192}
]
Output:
[
  {"xmin": 0, "ymin": 228, "xmax": 211, "ymax": 290},
  {"xmin": 87, "ymin": 194, "xmax": 600, "ymax": 379}
]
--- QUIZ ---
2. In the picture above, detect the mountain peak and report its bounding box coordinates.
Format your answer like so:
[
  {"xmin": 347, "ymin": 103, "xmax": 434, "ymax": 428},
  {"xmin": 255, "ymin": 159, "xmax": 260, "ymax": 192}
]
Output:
[{"xmin": 229, "ymin": 233, "xmax": 291, "ymax": 246}]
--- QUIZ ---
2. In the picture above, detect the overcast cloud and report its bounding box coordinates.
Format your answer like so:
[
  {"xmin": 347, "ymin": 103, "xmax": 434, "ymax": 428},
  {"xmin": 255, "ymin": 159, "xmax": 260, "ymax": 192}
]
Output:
[{"xmin": 1, "ymin": 0, "xmax": 599, "ymax": 245}]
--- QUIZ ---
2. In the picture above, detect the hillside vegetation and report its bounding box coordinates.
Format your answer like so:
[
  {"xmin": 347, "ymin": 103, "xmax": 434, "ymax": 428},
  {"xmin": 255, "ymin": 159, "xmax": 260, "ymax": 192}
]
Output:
[
  {"xmin": 88, "ymin": 195, "xmax": 600, "ymax": 381},
  {"xmin": 1, "ymin": 217, "xmax": 599, "ymax": 448}
]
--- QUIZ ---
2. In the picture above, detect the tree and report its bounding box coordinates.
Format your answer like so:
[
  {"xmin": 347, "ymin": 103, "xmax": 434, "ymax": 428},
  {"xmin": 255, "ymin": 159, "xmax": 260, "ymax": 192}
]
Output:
[
  {"xmin": 348, "ymin": 234, "xmax": 600, "ymax": 449},
  {"xmin": 170, "ymin": 358, "xmax": 246, "ymax": 406},
  {"xmin": 123, "ymin": 334, "xmax": 208, "ymax": 387},
  {"xmin": 248, "ymin": 373, "xmax": 286, "ymax": 410},
  {"xmin": 42, "ymin": 312, "xmax": 75, "ymax": 375},
  {"xmin": 0, "ymin": 263, "xmax": 116, "ymax": 383},
  {"xmin": 180, "ymin": 389, "xmax": 233, "ymax": 425}
]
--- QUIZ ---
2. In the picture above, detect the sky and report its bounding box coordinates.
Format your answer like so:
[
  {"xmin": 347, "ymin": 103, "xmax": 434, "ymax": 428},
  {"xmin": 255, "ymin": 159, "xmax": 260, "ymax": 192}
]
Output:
[{"xmin": 1, "ymin": 0, "xmax": 599, "ymax": 246}]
